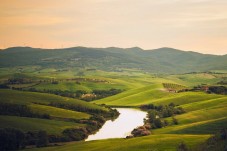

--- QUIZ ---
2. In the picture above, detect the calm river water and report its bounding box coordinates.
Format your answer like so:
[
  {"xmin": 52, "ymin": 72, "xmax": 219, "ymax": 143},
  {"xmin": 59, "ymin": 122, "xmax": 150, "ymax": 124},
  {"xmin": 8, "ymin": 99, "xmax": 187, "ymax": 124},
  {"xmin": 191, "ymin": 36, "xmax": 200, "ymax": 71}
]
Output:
[{"xmin": 85, "ymin": 108, "xmax": 147, "ymax": 141}]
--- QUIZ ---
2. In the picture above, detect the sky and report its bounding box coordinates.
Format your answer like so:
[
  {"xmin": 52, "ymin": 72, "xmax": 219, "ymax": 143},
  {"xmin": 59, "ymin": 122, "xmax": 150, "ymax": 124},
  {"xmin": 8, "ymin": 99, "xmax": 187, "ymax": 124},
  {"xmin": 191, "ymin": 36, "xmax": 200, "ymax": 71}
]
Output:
[{"xmin": 0, "ymin": 0, "xmax": 227, "ymax": 55}]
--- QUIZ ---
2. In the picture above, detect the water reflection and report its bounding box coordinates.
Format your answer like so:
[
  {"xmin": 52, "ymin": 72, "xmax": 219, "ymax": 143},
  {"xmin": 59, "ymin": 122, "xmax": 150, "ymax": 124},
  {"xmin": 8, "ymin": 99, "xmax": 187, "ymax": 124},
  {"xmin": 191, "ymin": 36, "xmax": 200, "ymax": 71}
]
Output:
[{"xmin": 86, "ymin": 108, "xmax": 147, "ymax": 141}]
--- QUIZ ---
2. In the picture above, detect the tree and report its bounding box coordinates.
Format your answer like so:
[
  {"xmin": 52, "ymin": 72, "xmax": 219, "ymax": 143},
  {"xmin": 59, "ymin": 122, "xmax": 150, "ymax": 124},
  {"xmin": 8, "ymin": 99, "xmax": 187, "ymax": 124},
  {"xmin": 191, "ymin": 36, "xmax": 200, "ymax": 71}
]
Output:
[
  {"xmin": 172, "ymin": 116, "xmax": 178, "ymax": 125},
  {"xmin": 36, "ymin": 130, "xmax": 49, "ymax": 147},
  {"xmin": 154, "ymin": 118, "xmax": 163, "ymax": 128},
  {"xmin": 0, "ymin": 128, "xmax": 25, "ymax": 151}
]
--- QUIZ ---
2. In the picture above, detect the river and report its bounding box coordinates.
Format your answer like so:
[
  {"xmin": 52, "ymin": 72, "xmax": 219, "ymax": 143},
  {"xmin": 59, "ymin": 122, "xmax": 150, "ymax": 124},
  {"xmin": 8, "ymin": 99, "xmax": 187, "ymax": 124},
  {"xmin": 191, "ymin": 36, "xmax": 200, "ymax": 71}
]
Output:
[{"xmin": 85, "ymin": 108, "xmax": 147, "ymax": 141}]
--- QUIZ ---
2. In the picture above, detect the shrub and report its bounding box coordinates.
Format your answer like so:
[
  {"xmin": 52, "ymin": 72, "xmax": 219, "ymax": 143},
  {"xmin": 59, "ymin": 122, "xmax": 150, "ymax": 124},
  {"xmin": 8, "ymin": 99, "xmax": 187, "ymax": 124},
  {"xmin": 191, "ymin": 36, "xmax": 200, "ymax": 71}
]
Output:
[
  {"xmin": 0, "ymin": 128, "xmax": 26, "ymax": 151},
  {"xmin": 36, "ymin": 130, "xmax": 49, "ymax": 147}
]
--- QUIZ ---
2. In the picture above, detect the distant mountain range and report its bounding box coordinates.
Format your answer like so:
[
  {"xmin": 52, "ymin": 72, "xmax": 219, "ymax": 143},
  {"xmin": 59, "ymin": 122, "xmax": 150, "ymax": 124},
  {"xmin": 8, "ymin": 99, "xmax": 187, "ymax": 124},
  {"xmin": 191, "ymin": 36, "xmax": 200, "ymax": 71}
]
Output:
[{"xmin": 0, "ymin": 47, "xmax": 226, "ymax": 73}]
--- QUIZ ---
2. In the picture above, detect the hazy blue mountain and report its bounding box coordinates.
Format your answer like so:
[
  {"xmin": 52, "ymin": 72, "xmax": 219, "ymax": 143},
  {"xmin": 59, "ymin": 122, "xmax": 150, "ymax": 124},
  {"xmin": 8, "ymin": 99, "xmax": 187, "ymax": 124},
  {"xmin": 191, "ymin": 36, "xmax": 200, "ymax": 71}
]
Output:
[{"xmin": 0, "ymin": 46, "xmax": 226, "ymax": 73}]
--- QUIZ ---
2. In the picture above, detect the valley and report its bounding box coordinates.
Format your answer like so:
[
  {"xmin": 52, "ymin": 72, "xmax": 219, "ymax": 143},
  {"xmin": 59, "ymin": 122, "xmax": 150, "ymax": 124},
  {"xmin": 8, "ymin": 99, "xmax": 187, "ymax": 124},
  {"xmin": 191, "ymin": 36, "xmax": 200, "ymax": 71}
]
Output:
[{"xmin": 0, "ymin": 47, "xmax": 226, "ymax": 151}]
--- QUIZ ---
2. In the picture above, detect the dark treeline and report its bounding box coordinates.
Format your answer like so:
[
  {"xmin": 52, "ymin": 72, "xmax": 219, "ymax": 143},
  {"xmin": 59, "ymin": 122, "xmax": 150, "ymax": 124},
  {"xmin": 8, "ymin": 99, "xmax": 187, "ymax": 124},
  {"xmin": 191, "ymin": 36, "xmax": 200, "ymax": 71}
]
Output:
[
  {"xmin": 81, "ymin": 89, "xmax": 123, "ymax": 101},
  {"xmin": 7, "ymin": 78, "xmax": 32, "ymax": 84},
  {"xmin": 48, "ymin": 102, "xmax": 119, "ymax": 119},
  {"xmin": 0, "ymin": 110, "xmax": 119, "ymax": 150},
  {"xmin": 208, "ymin": 86, "xmax": 227, "ymax": 95},
  {"xmin": 12, "ymin": 87, "xmax": 123, "ymax": 101},
  {"xmin": 0, "ymin": 102, "xmax": 50, "ymax": 119},
  {"xmin": 0, "ymin": 84, "xmax": 10, "ymax": 89},
  {"xmin": 176, "ymin": 128, "xmax": 227, "ymax": 151},
  {"xmin": 217, "ymin": 81, "xmax": 227, "ymax": 85},
  {"xmin": 92, "ymin": 89, "xmax": 122, "ymax": 99},
  {"xmin": 141, "ymin": 103, "xmax": 185, "ymax": 129},
  {"xmin": 190, "ymin": 85, "xmax": 227, "ymax": 95},
  {"xmin": 195, "ymin": 128, "xmax": 227, "ymax": 151},
  {"xmin": 0, "ymin": 128, "xmax": 49, "ymax": 151}
]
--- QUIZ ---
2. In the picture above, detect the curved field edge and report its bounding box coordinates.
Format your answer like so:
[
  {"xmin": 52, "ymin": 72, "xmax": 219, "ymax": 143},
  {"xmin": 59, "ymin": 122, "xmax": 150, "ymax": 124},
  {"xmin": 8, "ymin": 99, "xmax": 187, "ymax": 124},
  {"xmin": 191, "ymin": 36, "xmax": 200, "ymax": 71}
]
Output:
[
  {"xmin": 0, "ymin": 115, "xmax": 84, "ymax": 135},
  {"xmin": 0, "ymin": 89, "xmax": 108, "ymax": 112},
  {"xmin": 25, "ymin": 134, "xmax": 210, "ymax": 151},
  {"xmin": 29, "ymin": 104, "xmax": 90, "ymax": 119}
]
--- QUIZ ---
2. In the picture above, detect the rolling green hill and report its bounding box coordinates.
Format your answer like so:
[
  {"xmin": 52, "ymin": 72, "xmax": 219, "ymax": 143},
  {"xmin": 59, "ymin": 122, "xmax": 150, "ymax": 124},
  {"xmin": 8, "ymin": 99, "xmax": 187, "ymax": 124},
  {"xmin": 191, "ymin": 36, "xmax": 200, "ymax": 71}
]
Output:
[
  {"xmin": 0, "ymin": 89, "xmax": 110, "ymax": 134},
  {"xmin": 0, "ymin": 89, "xmax": 107, "ymax": 112},
  {"xmin": 28, "ymin": 134, "xmax": 210, "ymax": 151},
  {"xmin": 0, "ymin": 46, "xmax": 226, "ymax": 73},
  {"xmin": 0, "ymin": 56, "xmax": 226, "ymax": 151}
]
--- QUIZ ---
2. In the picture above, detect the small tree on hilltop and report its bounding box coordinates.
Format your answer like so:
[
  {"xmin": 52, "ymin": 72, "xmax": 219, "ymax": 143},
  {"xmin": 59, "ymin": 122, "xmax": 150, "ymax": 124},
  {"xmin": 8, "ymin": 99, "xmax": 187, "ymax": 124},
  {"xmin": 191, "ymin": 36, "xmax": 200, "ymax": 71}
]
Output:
[{"xmin": 172, "ymin": 116, "xmax": 178, "ymax": 125}]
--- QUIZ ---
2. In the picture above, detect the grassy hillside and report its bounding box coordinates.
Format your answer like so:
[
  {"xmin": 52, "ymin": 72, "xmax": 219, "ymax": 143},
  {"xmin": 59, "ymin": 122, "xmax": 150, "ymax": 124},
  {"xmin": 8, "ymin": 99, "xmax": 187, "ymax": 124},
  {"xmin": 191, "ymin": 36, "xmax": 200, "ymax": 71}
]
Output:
[
  {"xmin": 26, "ymin": 134, "xmax": 210, "ymax": 151},
  {"xmin": 0, "ymin": 70, "xmax": 226, "ymax": 151},
  {"xmin": 0, "ymin": 115, "xmax": 84, "ymax": 135},
  {"xmin": 0, "ymin": 46, "xmax": 226, "ymax": 73},
  {"xmin": 0, "ymin": 89, "xmax": 107, "ymax": 112},
  {"xmin": 0, "ymin": 89, "xmax": 110, "ymax": 136},
  {"xmin": 29, "ymin": 104, "xmax": 90, "ymax": 120}
]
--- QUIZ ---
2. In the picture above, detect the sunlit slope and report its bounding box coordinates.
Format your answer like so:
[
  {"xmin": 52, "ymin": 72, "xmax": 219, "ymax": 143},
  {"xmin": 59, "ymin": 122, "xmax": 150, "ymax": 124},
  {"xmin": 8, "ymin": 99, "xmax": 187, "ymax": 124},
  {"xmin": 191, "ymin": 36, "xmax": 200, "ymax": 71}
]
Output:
[
  {"xmin": 0, "ymin": 115, "xmax": 84, "ymax": 135},
  {"xmin": 94, "ymin": 84, "xmax": 224, "ymax": 106},
  {"xmin": 0, "ymin": 89, "xmax": 109, "ymax": 133},
  {"xmin": 26, "ymin": 134, "xmax": 210, "ymax": 151},
  {"xmin": 153, "ymin": 95, "xmax": 227, "ymax": 135},
  {"xmin": 93, "ymin": 84, "xmax": 173, "ymax": 106},
  {"xmin": 0, "ymin": 89, "xmax": 107, "ymax": 112},
  {"xmin": 29, "ymin": 104, "xmax": 90, "ymax": 120}
]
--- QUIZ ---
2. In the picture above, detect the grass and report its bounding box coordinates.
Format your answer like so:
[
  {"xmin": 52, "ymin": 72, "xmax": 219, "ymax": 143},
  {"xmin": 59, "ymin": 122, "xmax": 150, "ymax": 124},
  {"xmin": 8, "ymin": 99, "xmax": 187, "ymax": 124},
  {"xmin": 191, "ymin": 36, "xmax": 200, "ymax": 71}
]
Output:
[
  {"xmin": 26, "ymin": 134, "xmax": 210, "ymax": 151},
  {"xmin": 29, "ymin": 104, "xmax": 90, "ymax": 120},
  {"xmin": 94, "ymin": 86, "xmax": 224, "ymax": 107},
  {"xmin": 0, "ymin": 69, "xmax": 226, "ymax": 151},
  {"xmin": 94, "ymin": 84, "xmax": 173, "ymax": 106},
  {"xmin": 0, "ymin": 115, "xmax": 84, "ymax": 135},
  {"xmin": 32, "ymin": 80, "xmax": 127, "ymax": 92},
  {"xmin": 0, "ymin": 89, "xmax": 108, "ymax": 112},
  {"xmin": 154, "ymin": 117, "xmax": 227, "ymax": 135}
]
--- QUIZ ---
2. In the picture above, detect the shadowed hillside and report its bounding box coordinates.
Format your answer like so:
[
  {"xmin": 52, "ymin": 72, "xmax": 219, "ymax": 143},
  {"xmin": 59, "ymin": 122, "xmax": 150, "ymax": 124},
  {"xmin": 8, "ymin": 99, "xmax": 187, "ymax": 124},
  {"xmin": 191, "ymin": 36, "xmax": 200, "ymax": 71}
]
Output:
[{"xmin": 0, "ymin": 47, "xmax": 226, "ymax": 73}]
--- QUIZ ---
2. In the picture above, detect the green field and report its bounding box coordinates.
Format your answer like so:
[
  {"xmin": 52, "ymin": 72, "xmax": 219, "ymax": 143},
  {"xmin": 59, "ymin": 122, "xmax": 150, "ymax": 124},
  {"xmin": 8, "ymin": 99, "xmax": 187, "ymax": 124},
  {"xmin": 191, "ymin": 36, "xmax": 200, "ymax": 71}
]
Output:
[
  {"xmin": 29, "ymin": 104, "xmax": 90, "ymax": 120},
  {"xmin": 0, "ymin": 68, "xmax": 227, "ymax": 151},
  {"xmin": 0, "ymin": 89, "xmax": 109, "ymax": 136},
  {"xmin": 28, "ymin": 134, "xmax": 210, "ymax": 151},
  {"xmin": 0, "ymin": 115, "xmax": 84, "ymax": 135},
  {"xmin": 0, "ymin": 89, "xmax": 107, "ymax": 112}
]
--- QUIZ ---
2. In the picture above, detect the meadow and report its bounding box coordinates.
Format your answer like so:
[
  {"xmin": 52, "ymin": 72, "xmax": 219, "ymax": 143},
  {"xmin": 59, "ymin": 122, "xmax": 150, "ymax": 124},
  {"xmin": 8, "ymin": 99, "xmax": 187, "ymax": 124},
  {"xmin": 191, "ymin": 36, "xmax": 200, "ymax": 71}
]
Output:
[{"xmin": 0, "ymin": 67, "xmax": 226, "ymax": 151}]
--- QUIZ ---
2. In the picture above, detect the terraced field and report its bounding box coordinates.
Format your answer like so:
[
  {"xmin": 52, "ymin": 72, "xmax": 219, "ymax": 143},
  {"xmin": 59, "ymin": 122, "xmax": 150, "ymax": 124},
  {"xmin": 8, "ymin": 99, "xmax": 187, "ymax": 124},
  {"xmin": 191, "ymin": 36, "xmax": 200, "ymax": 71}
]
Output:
[
  {"xmin": 1, "ymin": 69, "xmax": 226, "ymax": 151},
  {"xmin": 0, "ymin": 115, "xmax": 84, "ymax": 135},
  {"xmin": 0, "ymin": 89, "xmax": 109, "ymax": 135},
  {"xmin": 0, "ymin": 89, "xmax": 107, "ymax": 112},
  {"xmin": 28, "ymin": 134, "xmax": 210, "ymax": 151}
]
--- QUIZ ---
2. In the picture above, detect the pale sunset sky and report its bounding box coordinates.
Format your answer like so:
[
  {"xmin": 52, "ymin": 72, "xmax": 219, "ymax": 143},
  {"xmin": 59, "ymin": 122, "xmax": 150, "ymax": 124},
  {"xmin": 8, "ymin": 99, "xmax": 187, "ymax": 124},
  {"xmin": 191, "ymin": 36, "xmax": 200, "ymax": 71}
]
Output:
[{"xmin": 0, "ymin": 0, "xmax": 227, "ymax": 54}]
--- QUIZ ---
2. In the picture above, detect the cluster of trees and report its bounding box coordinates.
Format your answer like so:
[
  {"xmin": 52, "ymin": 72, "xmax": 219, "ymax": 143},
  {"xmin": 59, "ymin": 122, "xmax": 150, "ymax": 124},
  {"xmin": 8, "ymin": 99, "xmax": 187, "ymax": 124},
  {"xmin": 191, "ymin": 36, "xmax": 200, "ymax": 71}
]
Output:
[
  {"xmin": 0, "ymin": 84, "xmax": 9, "ymax": 89},
  {"xmin": 22, "ymin": 87, "xmax": 123, "ymax": 101},
  {"xmin": 23, "ymin": 88, "xmax": 86, "ymax": 99},
  {"xmin": 190, "ymin": 85, "xmax": 227, "ymax": 95},
  {"xmin": 62, "ymin": 128, "xmax": 88, "ymax": 141},
  {"xmin": 93, "ymin": 89, "xmax": 122, "ymax": 99},
  {"xmin": 208, "ymin": 86, "xmax": 227, "ymax": 95},
  {"xmin": 195, "ymin": 128, "xmax": 227, "ymax": 151},
  {"xmin": 0, "ymin": 102, "xmax": 50, "ymax": 119},
  {"xmin": 49, "ymin": 102, "xmax": 119, "ymax": 119},
  {"xmin": 217, "ymin": 81, "xmax": 227, "ymax": 85},
  {"xmin": 7, "ymin": 78, "xmax": 32, "ymax": 84},
  {"xmin": 130, "ymin": 125, "xmax": 151, "ymax": 137},
  {"xmin": 81, "ymin": 89, "xmax": 123, "ymax": 101},
  {"xmin": 0, "ymin": 128, "xmax": 49, "ymax": 151},
  {"xmin": 0, "ymin": 115, "xmax": 115, "ymax": 150},
  {"xmin": 141, "ymin": 103, "xmax": 185, "ymax": 129},
  {"xmin": 141, "ymin": 103, "xmax": 185, "ymax": 118}
]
